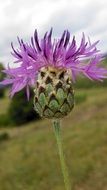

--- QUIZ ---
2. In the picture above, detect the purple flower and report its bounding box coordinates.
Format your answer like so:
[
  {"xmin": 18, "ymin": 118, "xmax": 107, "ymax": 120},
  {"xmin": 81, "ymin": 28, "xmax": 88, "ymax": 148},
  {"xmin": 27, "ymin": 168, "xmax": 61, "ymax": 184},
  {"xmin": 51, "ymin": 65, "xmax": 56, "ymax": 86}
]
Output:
[{"xmin": 0, "ymin": 29, "xmax": 107, "ymax": 99}]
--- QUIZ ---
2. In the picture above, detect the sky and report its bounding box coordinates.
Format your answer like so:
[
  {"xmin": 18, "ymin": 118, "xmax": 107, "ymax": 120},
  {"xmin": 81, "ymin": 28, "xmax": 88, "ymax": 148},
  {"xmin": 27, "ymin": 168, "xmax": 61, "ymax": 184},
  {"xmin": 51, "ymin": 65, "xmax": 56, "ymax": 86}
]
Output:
[{"xmin": 0, "ymin": 0, "xmax": 107, "ymax": 66}]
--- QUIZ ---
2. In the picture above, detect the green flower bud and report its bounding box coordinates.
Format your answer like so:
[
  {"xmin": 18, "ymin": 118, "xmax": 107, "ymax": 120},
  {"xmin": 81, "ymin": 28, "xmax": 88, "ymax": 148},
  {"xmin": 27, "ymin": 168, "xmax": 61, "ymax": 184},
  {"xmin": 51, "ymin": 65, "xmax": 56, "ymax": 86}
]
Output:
[{"xmin": 34, "ymin": 66, "xmax": 74, "ymax": 119}]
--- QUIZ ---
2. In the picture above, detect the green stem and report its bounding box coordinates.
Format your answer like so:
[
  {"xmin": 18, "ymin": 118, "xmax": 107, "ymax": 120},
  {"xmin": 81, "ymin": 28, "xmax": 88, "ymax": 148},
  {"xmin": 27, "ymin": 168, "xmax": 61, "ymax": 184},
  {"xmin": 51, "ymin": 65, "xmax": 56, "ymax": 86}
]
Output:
[{"xmin": 53, "ymin": 119, "xmax": 71, "ymax": 190}]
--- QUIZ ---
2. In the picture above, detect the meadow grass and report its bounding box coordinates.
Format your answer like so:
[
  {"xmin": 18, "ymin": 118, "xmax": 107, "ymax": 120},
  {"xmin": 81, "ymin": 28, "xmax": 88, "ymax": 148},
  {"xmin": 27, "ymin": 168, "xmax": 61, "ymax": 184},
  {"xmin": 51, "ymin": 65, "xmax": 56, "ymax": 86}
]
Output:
[
  {"xmin": 0, "ymin": 87, "xmax": 107, "ymax": 190},
  {"xmin": 0, "ymin": 96, "xmax": 10, "ymax": 114}
]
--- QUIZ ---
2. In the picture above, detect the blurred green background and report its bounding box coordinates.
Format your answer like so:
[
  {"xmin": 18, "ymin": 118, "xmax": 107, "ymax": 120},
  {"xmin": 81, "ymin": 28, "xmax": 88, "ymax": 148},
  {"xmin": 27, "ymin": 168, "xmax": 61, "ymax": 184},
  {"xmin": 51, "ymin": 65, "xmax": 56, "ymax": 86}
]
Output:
[{"xmin": 0, "ymin": 59, "xmax": 107, "ymax": 190}]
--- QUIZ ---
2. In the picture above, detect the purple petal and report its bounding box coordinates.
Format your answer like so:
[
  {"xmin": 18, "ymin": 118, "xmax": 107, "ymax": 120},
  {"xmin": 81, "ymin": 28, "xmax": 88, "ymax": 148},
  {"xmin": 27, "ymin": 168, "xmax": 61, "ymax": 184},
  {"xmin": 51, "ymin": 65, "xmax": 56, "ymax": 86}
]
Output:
[
  {"xmin": 34, "ymin": 29, "xmax": 41, "ymax": 52},
  {"xmin": 0, "ymin": 29, "xmax": 107, "ymax": 100}
]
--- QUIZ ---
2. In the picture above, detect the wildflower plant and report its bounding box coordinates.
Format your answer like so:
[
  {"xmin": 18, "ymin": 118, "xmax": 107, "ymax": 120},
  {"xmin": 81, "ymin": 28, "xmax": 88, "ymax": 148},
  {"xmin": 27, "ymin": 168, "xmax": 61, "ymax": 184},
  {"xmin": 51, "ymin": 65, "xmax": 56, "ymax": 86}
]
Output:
[{"xmin": 1, "ymin": 29, "xmax": 107, "ymax": 190}]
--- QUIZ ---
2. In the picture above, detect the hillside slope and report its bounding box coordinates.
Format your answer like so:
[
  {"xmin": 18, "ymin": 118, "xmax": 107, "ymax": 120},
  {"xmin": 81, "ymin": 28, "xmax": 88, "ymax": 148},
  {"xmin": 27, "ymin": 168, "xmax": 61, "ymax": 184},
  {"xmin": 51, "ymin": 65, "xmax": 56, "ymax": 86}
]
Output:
[{"xmin": 0, "ymin": 88, "xmax": 107, "ymax": 190}]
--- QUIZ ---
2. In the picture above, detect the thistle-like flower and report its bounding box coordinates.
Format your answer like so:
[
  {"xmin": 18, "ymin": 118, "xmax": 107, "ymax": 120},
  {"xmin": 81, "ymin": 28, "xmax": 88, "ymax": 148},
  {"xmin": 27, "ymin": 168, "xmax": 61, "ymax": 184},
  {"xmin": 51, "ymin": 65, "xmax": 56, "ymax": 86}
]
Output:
[
  {"xmin": 1, "ymin": 29, "xmax": 107, "ymax": 119},
  {"xmin": 1, "ymin": 29, "xmax": 107, "ymax": 190}
]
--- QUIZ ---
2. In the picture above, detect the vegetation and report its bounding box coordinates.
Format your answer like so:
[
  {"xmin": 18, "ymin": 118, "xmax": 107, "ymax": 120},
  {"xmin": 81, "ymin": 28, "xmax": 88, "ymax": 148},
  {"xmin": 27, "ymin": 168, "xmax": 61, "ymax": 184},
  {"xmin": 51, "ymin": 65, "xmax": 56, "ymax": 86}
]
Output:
[
  {"xmin": 0, "ymin": 132, "xmax": 9, "ymax": 142},
  {"xmin": 0, "ymin": 87, "xmax": 107, "ymax": 190},
  {"xmin": 0, "ymin": 114, "xmax": 10, "ymax": 127},
  {"xmin": 8, "ymin": 89, "xmax": 40, "ymax": 125},
  {"xmin": 0, "ymin": 89, "xmax": 40, "ymax": 127}
]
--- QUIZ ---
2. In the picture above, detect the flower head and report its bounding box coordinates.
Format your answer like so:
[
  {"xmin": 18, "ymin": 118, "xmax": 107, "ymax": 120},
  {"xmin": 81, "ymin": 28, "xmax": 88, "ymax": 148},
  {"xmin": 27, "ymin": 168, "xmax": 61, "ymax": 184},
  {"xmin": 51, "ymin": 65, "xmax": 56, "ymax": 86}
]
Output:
[{"xmin": 1, "ymin": 29, "xmax": 107, "ymax": 99}]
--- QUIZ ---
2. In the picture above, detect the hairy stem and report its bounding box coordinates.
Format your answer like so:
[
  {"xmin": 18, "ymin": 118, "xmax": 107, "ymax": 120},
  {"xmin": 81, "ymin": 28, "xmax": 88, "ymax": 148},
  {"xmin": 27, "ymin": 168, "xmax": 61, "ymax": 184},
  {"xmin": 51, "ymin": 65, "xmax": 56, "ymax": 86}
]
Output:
[{"xmin": 53, "ymin": 119, "xmax": 71, "ymax": 190}]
